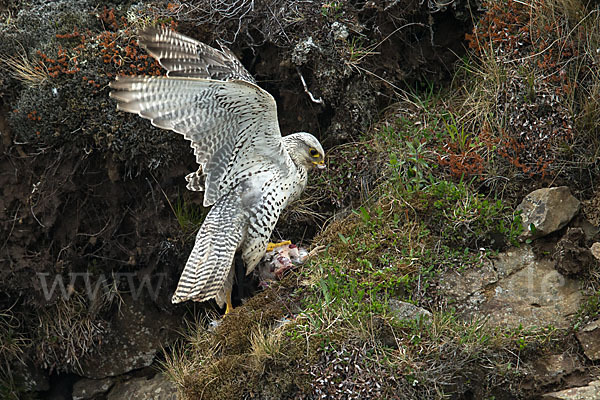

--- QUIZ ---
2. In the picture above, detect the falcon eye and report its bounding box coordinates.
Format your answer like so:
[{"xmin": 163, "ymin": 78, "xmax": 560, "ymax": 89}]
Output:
[{"xmin": 309, "ymin": 148, "xmax": 319, "ymax": 157}]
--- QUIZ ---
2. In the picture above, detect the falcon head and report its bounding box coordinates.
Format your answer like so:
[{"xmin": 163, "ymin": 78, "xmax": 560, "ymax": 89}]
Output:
[{"xmin": 285, "ymin": 132, "xmax": 326, "ymax": 170}]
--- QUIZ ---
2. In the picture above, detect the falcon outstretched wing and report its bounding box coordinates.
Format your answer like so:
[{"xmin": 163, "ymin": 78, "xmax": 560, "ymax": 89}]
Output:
[
  {"xmin": 138, "ymin": 28, "xmax": 255, "ymax": 82},
  {"xmin": 109, "ymin": 76, "xmax": 293, "ymax": 206}
]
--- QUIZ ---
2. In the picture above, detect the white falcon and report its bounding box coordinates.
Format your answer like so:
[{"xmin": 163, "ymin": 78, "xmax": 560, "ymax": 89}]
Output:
[{"xmin": 109, "ymin": 28, "xmax": 325, "ymax": 313}]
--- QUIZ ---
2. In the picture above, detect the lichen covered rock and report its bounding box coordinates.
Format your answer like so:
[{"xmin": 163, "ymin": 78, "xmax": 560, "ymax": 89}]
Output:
[
  {"xmin": 438, "ymin": 245, "xmax": 583, "ymax": 329},
  {"xmin": 517, "ymin": 187, "xmax": 581, "ymax": 240}
]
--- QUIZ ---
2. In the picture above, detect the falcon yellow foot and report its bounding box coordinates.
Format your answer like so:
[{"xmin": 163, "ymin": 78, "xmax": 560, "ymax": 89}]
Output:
[
  {"xmin": 266, "ymin": 240, "xmax": 292, "ymax": 252},
  {"xmin": 225, "ymin": 289, "xmax": 234, "ymax": 315}
]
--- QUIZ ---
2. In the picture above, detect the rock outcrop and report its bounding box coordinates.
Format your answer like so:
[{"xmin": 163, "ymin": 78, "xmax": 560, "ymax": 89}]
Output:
[
  {"xmin": 516, "ymin": 186, "xmax": 580, "ymax": 240},
  {"xmin": 78, "ymin": 297, "xmax": 178, "ymax": 379},
  {"xmin": 107, "ymin": 374, "xmax": 177, "ymax": 400},
  {"xmin": 576, "ymin": 320, "xmax": 600, "ymax": 361},
  {"xmin": 388, "ymin": 299, "xmax": 432, "ymax": 321},
  {"xmin": 554, "ymin": 227, "xmax": 595, "ymax": 276},
  {"xmin": 543, "ymin": 380, "xmax": 600, "ymax": 400},
  {"xmin": 72, "ymin": 377, "xmax": 115, "ymax": 400},
  {"xmin": 439, "ymin": 245, "xmax": 582, "ymax": 329}
]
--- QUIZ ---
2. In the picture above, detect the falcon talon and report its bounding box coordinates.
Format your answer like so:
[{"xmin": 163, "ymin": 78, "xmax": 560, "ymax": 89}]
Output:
[
  {"xmin": 266, "ymin": 240, "xmax": 292, "ymax": 252},
  {"xmin": 109, "ymin": 28, "xmax": 325, "ymax": 312}
]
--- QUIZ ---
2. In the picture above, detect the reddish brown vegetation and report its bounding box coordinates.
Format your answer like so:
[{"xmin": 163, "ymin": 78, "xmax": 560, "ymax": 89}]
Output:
[
  {"xmin": 463, "ymin": 0, "xmax": 586, "ymax": 178},
  {"xmin": 34, "ymin": 6, "xmax": 165, "ymax": 89}
]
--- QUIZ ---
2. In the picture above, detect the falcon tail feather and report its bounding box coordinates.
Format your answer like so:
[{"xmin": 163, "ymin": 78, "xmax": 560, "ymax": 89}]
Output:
[{"xmin": 171, "ymin": 190, "xmax": 245, "ymax": 304}]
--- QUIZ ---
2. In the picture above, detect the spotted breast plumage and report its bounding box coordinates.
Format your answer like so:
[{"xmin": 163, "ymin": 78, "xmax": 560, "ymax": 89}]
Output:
[{"xmin": 109, "ymin": 28, "xmax": 325, "ymax": 312}]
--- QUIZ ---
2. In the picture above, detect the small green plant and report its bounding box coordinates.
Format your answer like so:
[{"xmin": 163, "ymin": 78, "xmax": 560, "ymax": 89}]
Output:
[
  {"xmin": 173, "ymin": 196, "xmax": 207, "ymax": 233},
  {"xmin": 426, "ymin": 179, "xmax": 519, "ymax": 248},
  {"xmin": 321, "ymin": 1, "xmax": 342, "ymax": 18},
  {"xmin": 387, "ymin": 139, "xmax": 433, "ymax": 192},
  {"xmin": 443, "ymin": 113, "xmax": 473, "ymax": 153},
  {"xmin": 347, "ymin": 37, "xmax": 370, "ymax": 64},
  {"xmin": 518, "ymin": 65, "xmax": 537, "ymax": 103},
  {"xmin": 409, "ymin": 79, "xmax": 438, "ymax": 111}
]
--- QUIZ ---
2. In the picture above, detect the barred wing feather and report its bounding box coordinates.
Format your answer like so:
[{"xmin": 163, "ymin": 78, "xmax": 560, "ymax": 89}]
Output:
[
  {"xmin": 109, "ymin": 76, "xmax": 289, "ymax": 206},
  {"xmin": 139, "ymin": 28, "xmax": 255, "ymax": 82}
]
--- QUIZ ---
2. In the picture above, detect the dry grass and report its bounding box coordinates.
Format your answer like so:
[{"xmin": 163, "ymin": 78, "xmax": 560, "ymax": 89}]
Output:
[
  {"xmin": 0, "ymin": 307, "xmax": 30, "ymax": 397},
  {"xmin": 0, "ymin": 309, "xmax": 29, "ymax": 368},
  {"xmin": 529, "ymin": 0, "xmax": 600, "ymax": 129},
  {"xmin": 159, "ymin": 285, "xmax": 309, "ymax": 400},
  {"xmin": 0, "ymin": 52, "xmax": 49, "ymax": 87},
  {"xmin": 279, "ymin": 187, "xmax": 329, "ymax": 227},
  {"xmin": 160, "ymin": 342, "xmax": 204, "ymax": 394},
  {"xmin": 34, "ymin": 292, "xmax": 107, "ymax": 373},
  {"xmin": 454, "ymin": 50, "xmax": 505, "ymax": 138},
  {"xmin": 160, "ymin": 314, "xmax": 218, "ymax": 391}
]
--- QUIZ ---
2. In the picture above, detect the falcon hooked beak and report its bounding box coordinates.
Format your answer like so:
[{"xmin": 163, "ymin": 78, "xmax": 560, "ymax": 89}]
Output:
[{"xmin": 314, "ymin": 159, "xmax": 326, "ymax": 169}]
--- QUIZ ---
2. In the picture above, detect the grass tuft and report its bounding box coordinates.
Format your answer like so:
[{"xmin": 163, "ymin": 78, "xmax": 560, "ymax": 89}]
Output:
[{"xmin": 0, "ymin": 52, "xmax": 49, "ymax": 87}]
